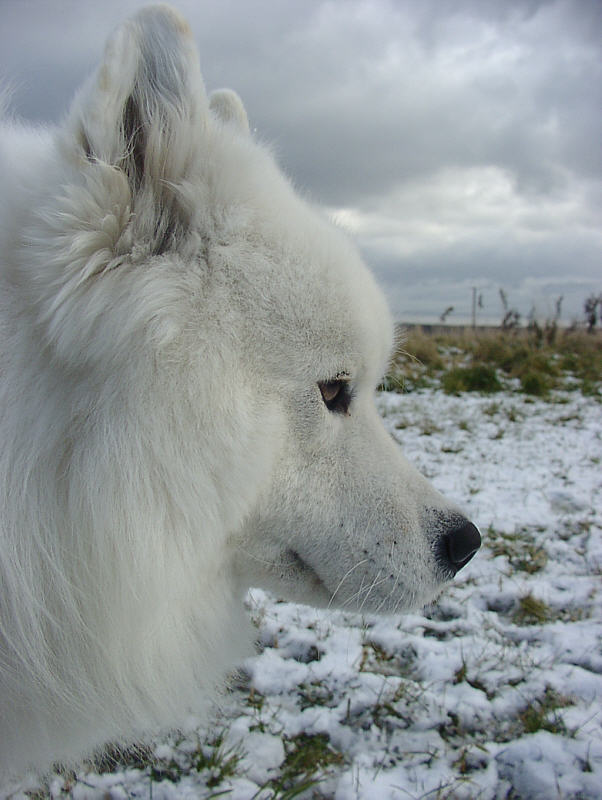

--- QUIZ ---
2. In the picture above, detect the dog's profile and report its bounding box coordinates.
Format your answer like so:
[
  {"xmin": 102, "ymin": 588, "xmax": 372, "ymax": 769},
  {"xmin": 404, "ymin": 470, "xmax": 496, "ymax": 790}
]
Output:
[{"xmin": 0, "ymin": 5, "xmax": 480, "ymax": 776}]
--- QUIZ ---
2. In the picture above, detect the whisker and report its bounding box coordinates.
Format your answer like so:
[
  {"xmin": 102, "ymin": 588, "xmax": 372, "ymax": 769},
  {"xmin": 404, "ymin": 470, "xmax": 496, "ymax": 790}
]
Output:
[
  {"xmin": 236, "ymin": 546, "xmax": 296, "ymax": 570},
  {"xmin": 342, "ymin": 569, "xmax": 388, "ymax": 611},
  {"xmin": 328, "ymin": 558, "xmax": 371, "ymax": 608},
  {"xmin": 359, "ymin": 571, "xmax": 390, "ymax": 613}
]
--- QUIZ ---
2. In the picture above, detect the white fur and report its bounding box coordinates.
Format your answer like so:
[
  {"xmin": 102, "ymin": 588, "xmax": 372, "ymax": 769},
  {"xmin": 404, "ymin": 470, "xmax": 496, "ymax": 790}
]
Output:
[{"xmin": 0, "ymin": 5, "xmax": 473, "ymax": 776}]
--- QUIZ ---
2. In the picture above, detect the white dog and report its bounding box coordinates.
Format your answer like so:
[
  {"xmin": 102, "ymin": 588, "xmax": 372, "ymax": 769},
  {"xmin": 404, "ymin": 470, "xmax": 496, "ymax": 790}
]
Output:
[{"xmin": 0, "ymin": 5, "xmax": 480, "ymax": 776}]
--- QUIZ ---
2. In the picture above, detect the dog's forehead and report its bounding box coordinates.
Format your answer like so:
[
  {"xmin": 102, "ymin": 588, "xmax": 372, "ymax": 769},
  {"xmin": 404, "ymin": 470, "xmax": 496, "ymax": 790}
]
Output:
[
  {"xmin": 239, "ymin": 225, "xmax": 393, "ymax": 381},
  {"xmin": 204, "ymin": 123, "xmax": 393, "ymax": 378}
]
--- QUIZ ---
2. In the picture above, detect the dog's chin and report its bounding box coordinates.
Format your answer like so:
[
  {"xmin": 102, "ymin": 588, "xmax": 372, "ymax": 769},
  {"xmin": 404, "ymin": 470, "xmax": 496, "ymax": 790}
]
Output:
[
  {"xmin": 246, "ymin": 549, "xmax": 333, "ymax": 608},
  {"xmin": 242, "ymin": 548, "xmax": 447, "ymax": 615},
  {"xmin": 285, "ymin": 551, "xmax": 449, "ymax": 616},
  {"xmin": 235, "ymin": 547, "xmax": 333, "ymax": 607}
]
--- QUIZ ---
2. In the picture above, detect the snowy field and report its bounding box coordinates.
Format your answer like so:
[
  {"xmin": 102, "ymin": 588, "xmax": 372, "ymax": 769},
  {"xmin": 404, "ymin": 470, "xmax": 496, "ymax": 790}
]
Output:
[{"xmin": 3, "ymin": 387, "xmax": 601, "ymax": 799}]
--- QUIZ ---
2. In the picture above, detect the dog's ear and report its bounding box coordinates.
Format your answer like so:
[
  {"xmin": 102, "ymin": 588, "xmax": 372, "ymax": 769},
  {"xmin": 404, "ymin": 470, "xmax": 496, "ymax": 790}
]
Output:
[
  {"xmin": 67, "ymin": 5, "xmax": 206, "ymax": 214},
  {"xmin": 209, "ymin": 89, "xmax": 250, "ymax": 135}
]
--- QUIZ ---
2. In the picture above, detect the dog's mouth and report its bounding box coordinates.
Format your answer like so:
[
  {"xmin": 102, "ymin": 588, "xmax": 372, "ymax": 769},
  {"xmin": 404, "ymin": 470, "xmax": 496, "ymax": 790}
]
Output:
[
  {"xmin": 286, "ymin": 549, "xmax": 331, "ymax": 600},
  {"xmin": 286, "ymin": 549, "xmax": 322, "ymax": 581}
]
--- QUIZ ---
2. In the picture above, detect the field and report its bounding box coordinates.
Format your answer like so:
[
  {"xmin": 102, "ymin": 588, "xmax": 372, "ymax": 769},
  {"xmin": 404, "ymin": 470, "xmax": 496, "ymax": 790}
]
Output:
[
  {"xmin": 3, "ymin": 329, "xmax": 601, "ymax": 800},
  {"xmin": 385, "ymin": 325, "xmax": 602, "ymax": 399}
]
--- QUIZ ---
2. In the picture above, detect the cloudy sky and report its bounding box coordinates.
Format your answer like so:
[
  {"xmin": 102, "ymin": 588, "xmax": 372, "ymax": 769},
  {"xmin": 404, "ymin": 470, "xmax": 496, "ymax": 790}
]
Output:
[{"xmin": 2, "ymin": 0, "xmax": 600, "ymax": 324}]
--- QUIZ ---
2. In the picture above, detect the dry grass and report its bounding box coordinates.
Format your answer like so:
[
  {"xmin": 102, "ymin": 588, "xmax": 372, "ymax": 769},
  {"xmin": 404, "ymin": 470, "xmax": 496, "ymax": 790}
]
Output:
[{"xmin": 387, "ymin": 326, "xmax": 602, "ymax": 397}]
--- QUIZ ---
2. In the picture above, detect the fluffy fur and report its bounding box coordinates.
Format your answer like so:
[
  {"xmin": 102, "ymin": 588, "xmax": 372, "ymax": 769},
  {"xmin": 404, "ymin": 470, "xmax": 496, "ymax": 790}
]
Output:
[{"xmin": 0, "ymin": 5, "xmax": 478, "ymax": 776}]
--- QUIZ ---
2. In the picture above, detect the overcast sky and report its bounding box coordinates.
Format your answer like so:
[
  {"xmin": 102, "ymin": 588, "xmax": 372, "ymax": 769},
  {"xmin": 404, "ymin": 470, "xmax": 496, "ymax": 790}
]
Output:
[{"xmin": 2, "ymin": 0, "xmax": 600, "ymax": 324}]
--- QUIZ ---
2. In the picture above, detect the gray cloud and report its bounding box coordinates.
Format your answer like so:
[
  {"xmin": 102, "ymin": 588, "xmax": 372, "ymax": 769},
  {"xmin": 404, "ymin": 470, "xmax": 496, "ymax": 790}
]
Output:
[{"xmin": 1, "ymin": 0, "xmax": 600, "ymax": 323}]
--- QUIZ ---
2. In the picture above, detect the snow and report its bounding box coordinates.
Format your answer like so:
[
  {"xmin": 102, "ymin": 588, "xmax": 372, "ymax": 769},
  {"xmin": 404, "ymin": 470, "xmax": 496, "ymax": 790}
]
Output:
[{"xmin": 2, "ymin": 387, "xmax": 601, "ymax": 799}]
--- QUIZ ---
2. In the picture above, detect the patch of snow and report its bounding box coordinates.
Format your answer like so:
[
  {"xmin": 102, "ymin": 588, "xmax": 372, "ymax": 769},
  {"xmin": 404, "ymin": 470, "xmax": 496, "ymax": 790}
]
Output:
[{"xmin": 2, "ymin": 388, "xmax": 601, "ymax": 798}]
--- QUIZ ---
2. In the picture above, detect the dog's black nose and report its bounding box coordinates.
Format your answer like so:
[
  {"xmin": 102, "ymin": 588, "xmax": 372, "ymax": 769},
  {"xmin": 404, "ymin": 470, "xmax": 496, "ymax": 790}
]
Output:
[{"xmin": 437, "ymin": 520, "xmax": 481, "ymax": 574}]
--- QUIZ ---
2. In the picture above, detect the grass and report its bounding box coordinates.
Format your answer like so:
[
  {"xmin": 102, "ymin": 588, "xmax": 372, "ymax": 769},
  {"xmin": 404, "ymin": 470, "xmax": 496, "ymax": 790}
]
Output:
[
  {"xmin": 442, "ymin": 364, "xmax": 502, "ymax": 394},
  {"xmin": 520, "ymin": 370, "xmax": 550, "ymax": 396},
  {"xmin": 193, "ymin": 733, "xmax": 242, "ymax": 788},
  {"xmin": 488, "ymin": 528, "xmax": 548, "ymax": 574},
  {"xmin": 297, "ymin": 680, "xmax": 335, "ymax": 711},
  {"xmin": 263, "ymin": 733, "xmax": 344, "ymax": 798},
  {"xmin": 359, "ymin": 639, "xmax": 418, "ymax": 677},
  {"xmin": 146, "ymin": 731, "xmax": 243, "ymax": 789},
  {"xmin": 519, "ymin": 687, "xmax": 574, "ymax": 735},
  {"xmin": 512, "ymin": 593, "xmax": 551, "ymax": 625},
  {"xmin": 386, "ymin": 326, "xmax": 602, "ymax": 398}
]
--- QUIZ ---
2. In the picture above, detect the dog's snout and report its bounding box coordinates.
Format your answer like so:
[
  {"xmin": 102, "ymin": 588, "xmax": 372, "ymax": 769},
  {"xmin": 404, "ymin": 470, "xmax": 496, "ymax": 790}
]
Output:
[{"xmin": 437, "ymin": 520, "xmax": 481, "ymax": 574}]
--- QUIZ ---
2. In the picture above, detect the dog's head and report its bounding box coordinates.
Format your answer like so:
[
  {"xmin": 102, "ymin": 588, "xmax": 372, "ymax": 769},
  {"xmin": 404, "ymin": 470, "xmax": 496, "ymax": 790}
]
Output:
[{"xmin": 35, "ymin": 5, "xmax": 480, "ymax": 614}]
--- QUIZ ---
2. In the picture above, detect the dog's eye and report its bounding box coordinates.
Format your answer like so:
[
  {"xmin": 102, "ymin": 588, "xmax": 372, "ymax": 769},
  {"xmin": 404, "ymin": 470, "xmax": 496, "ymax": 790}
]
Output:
[{"xmin": 318, "ymin": 379, "xmax": 352, "ymax": 415}]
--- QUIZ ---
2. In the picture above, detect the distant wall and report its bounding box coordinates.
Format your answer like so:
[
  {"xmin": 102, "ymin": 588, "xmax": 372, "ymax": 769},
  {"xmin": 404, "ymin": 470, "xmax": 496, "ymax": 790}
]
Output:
[
  {"xmin": 398, "ymin": 322, "xmax": 593, "ymax": 336},
  {"xmin": 399, "ymin": 323, "xmax": 501, "ymax": 335}
]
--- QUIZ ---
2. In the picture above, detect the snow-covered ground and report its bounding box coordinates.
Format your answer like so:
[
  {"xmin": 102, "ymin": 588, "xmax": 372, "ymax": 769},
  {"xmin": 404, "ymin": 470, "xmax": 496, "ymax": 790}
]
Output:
[{"xmin": 3, "ymin": 388, "xmax": 601, "ymax": 799}]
